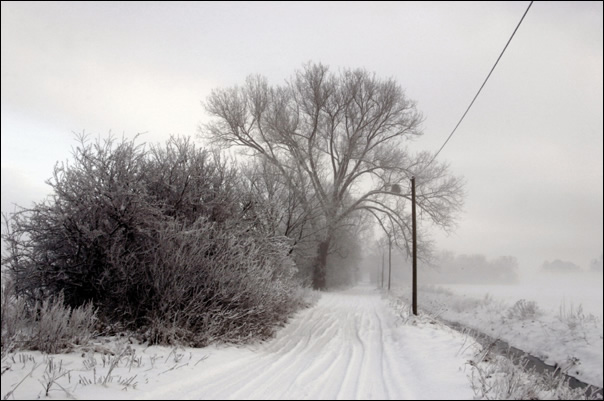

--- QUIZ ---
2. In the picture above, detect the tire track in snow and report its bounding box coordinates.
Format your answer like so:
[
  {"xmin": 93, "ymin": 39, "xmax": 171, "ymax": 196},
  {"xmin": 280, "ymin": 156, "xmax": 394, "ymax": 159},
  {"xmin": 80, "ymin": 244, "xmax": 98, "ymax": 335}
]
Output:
[
  {"xmin": 353, "ymin": 307, "xmax": 383, "ymax": 399},
  {"xmin": 372, "ymin": 304, "xmax": 391, "ymax": 400},
  {"xmin": 374, "ymin": 299, "xmax": 416, "ymax": 399},
  {"xmin": 334, "ymin": 312, "xmax": 359, "ymax": 400},
  {"xmin": 349, "ymin": 311, "xmax": 367, "ymax": 398},
  {"xmin": 202, "ymin": 305, "xmax": 333, "ymax": 398},
  {"xmin": 229, "ymin": 304, "xmax": 344, "ymax": 399},
  {"xmin": 189, "ymin": 308, "xmax": 321, "ymax": 395},
  {"xmin": 296, "ymin": 294, "xmax": 355, "ymax": 399},
  {"xmin": 180, "ymin": 308, "xmax": 320, "ymax": 398}
]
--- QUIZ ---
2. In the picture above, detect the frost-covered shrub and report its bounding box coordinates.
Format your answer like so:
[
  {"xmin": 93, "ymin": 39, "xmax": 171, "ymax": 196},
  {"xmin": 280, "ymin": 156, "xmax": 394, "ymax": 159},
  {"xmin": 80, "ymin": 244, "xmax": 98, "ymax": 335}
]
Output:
[
  {"xmin": 1, "ymin": 280, "xmax": 97, "ymax": 354},
  {"xmin": 558, "ymin": 303, "xmax": 599, "ymax": 332},
  {"xmin": 507, "ymin": 299, "xmax": 541, "ymax": 321},
  {"xmin": 144, "ymin": 219, "xmax": 302, "ymax": 346},
  {"xmin": 1, "ymin": 278, "xmax": 28, "ymax": 355},
  {"xmin": 27, "ymin": 294, "xmax": 97, "ymax": 353},
  {"xmin": 2, "ymin": 135, "xmax": 157, "ymax": 317},
  {"xmin": 2, "ymin": 135, "xmax": 305, "ymax": 346}
]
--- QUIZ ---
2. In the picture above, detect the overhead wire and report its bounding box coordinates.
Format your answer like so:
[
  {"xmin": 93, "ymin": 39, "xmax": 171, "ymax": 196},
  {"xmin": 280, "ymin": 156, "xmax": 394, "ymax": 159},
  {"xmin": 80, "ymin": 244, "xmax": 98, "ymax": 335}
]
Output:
[{"xmin": 421, "ymin": 1, "xmax": 534, "ymax": 173}]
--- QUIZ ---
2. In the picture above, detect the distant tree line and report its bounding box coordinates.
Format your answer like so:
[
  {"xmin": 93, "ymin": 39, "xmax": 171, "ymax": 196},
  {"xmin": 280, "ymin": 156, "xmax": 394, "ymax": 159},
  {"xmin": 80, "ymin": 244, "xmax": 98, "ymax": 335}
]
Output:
[
  {"xmin": 428, "ymin": 251, "xmax": 519, "ymax": 284},
  {"xmin": 541, "ymin": 256, "xmax": 603, "ymax": 274},
  {"xmin": 366, "ymin": 249, "xmax": 519, "ymax": 285}
]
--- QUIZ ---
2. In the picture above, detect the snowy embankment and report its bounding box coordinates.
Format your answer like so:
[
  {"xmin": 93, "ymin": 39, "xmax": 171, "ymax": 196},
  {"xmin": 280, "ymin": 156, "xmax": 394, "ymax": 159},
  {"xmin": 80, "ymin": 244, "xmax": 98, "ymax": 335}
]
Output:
[
  {"xmin": 2, "ymin": 285, "xmax": 478, "ymax": 400},
  {"xmin": 393, "ymin": 283, "xmax": 604, "ymax": 388}
]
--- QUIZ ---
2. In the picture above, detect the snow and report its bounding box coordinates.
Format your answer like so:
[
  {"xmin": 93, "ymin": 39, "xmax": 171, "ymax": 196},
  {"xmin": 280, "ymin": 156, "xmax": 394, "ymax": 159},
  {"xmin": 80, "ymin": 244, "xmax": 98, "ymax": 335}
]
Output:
[
  {"xmin": 393, "ymin": 280, "xmax": 604, "ymax": 389},
  {"xmin": 2, "ymin": 284, "xmax": 478, "ymax": 400}
]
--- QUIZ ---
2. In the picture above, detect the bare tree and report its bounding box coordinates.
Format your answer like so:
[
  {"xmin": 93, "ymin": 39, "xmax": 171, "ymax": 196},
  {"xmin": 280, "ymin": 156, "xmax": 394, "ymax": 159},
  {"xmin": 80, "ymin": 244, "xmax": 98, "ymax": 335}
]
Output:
[
  {"xmin": 204, "ymin": 63, "xmax": 464, "ymax": 290},
  {"xmin": 240, "ymin": 157, "xmax": 319, "ymax": 245},
  {"xmin": 239, "ymin": 158, "xmax": 325, "ymax": 285}
]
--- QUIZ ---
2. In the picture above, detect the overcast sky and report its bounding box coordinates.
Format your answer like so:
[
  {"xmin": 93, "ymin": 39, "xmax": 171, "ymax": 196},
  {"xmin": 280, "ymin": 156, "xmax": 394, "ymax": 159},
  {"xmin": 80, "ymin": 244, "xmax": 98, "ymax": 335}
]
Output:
[{"xmin": 1, "ymin": 1, "xmax": 602, "ymax": 273}]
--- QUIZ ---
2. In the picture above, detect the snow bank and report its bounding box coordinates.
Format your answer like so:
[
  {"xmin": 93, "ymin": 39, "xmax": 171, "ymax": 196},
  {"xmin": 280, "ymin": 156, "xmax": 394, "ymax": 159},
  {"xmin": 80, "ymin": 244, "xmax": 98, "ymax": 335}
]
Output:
[{"xmin": 394, "ymin": 284, "xmax": 603, "ymax": 388}]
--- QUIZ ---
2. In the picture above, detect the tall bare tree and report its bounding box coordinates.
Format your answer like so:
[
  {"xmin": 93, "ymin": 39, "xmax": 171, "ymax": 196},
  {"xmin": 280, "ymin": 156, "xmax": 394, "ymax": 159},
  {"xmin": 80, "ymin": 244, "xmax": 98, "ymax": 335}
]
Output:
[{"xmin": 204, "ymin": 63, "xmax": 464, "ymax": 290}]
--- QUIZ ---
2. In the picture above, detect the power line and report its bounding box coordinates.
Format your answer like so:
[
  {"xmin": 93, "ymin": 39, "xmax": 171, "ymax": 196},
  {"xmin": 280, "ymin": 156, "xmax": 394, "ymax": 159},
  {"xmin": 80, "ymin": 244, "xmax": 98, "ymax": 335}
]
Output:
[{"xmin": 424, "ymin": 1, "xmax": 533, "ymax": 170}]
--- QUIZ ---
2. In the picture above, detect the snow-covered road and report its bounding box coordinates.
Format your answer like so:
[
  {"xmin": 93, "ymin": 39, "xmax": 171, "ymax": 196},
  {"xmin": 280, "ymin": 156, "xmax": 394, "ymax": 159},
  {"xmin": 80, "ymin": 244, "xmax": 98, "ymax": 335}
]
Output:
[{"xmin": 137, "ymin": 285, "xmax": 475, "ymax": 400}]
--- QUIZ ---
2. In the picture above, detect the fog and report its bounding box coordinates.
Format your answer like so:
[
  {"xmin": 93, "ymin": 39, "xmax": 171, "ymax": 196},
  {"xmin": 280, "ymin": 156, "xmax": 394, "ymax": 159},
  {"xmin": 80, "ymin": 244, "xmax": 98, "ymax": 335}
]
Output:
[
  {"xmin": 362, "ymin": 245, "xmax": 603, "ymax": 318},
  {"xmin": 365, "ymin": 245, "xmax": 601, "ymax": 282}
]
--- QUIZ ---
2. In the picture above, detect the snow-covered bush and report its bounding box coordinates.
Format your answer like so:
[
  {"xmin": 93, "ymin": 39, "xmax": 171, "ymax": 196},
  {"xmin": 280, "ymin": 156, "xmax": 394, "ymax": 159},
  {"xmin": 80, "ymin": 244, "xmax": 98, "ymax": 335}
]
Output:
[
  {"xmin": 507, "ymin": 299, "xmax": 541, "ymax": 321},
  {"xmin": 2, "ymin": 135, "xmax": 305, "ymax": 347},
  {"xmin": 558, "ymin": 303, "xmax": 598, "ymax": 330},
  {"xmin": 1, "ymin": 278, "xmax": 28, "ymax": 356},
  {"xmin": 144, "ymin": 218, "xmax": 302, "ymax": 346},
  {"xmin": 1, "ymin": 280, "xmax": 97, "ymax": 355},
  {"xmin": 27, "ymin": 295, "xmax": 97, "ymax": 354}
]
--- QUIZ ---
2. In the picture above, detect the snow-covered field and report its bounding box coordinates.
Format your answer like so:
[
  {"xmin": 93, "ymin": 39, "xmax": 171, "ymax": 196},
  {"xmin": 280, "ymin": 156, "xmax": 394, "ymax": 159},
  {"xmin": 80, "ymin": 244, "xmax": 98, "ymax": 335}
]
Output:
[
  {"xmin": 394, "ymin": 277, "xmax": 604, "ymax": 389},
  {"xmin": 440, "ymin": 273, "xmax": 604, "ymax": 320},
  {"xmin": 2, "ymin": 285, "xmax": 479, "ymax": 400}
]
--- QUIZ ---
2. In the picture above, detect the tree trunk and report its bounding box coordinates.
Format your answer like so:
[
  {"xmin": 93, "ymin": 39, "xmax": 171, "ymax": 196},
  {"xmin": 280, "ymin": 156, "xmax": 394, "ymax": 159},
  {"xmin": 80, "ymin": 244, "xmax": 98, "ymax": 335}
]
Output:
[{"xmin": 312, "ymin": 238, "xmax": 330, "ymax": 290}]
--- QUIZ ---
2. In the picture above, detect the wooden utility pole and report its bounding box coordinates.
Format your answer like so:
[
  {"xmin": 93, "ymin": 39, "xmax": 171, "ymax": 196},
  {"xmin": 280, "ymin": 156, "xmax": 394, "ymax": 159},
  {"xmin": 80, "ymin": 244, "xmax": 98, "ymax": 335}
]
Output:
[
  {"xmin": 377, "ymin": 257, "xmax": 380, "ymax": 287},
  {"xmin": 388, "ymin": 235, "xmax": 392, "ymax": 291},
  {"xmin": 381, "ymin": 251, "xmax": 384, "ymax": 288},
  {"xmin": 411, "ymin": 176, "xmax": 418, "ymax": 315}
]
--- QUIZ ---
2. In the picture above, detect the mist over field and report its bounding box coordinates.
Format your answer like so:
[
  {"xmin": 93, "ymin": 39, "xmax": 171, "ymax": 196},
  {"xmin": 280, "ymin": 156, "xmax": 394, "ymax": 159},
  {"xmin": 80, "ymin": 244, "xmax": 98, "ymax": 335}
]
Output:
[{"xmin": 364, "ymin": 247, "xmax": 604, "ymax": 318}]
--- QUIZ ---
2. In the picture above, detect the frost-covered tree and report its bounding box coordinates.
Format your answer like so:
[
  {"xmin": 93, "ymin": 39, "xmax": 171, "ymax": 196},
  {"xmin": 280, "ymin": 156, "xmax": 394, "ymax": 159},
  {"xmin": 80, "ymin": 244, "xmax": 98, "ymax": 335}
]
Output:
[
  {"xmin": 239, "ymin": 158, "xmax": 323, "ymax": 284},
  {"xmin": 204, "ymin": 63, "xmax": 464, "ymax": 289}
]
